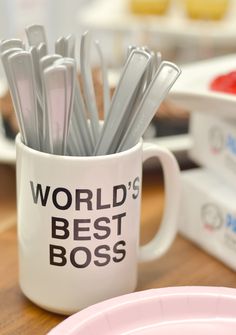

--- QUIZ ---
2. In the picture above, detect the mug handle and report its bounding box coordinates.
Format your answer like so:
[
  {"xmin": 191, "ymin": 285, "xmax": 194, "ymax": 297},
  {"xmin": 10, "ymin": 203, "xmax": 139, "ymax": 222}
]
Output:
[{"xmin": 139, "ymin": 142, "xmax": 181, "ymax": 262}]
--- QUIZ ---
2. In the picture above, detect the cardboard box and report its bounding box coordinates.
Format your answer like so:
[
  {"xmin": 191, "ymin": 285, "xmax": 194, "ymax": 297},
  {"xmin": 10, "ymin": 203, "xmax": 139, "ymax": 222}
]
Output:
[
  {"xmin": 179, "ymin": 168, "xmax": 236, "ymax": 271},
  {"xmin": 190, "ymin": 112, "xmax": 236, "ymax": 187}
]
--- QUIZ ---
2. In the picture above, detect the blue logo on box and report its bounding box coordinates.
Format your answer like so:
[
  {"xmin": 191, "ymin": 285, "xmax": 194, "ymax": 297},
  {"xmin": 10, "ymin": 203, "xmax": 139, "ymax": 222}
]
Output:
[
  {"xmin": 226, "ymin": 214, "xmax": 236, "ymax": 233},
  {"xmin": 226, "ymin": 134, "xmax": 236, "ymax": 156}
]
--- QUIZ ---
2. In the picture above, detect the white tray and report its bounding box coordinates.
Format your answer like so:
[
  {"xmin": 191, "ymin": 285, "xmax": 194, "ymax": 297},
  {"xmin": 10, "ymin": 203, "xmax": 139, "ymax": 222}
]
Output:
[{"xmin": 169, "ymin": 53, "xmax": 236, "ymax": 118}]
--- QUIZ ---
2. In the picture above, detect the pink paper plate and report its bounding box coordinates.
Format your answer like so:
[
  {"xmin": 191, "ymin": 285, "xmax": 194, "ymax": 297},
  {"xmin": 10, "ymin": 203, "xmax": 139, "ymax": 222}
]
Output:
[{"xmin": 47, "ymin": 286, "xmax": 236, "ymax": 334}]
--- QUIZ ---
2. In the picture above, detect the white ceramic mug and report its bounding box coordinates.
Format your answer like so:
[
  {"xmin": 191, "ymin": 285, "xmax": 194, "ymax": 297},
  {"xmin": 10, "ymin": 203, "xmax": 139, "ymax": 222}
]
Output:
[{"xmin": 16, "ymin": 134, "xmax": 180, "ymax": 315}]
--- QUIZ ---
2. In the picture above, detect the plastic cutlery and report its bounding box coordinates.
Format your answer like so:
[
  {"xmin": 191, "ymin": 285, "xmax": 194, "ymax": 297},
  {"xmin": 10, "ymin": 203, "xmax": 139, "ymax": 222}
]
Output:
[
  {"xmin": 116, "ymin": 61, "xmax": 181, "ymax": 152},
  {"xmin": 54, "ymin": 63, "xmax": 85, "ymax": 156},
  {"xmin": 156, "ymin": 52, "xmax": 162, "ymax": 69},
  {"xmin": 39, "ymin": 54, "xmax": 63, "ymax": 99},
  {"xmin": 55, "ymin": 36, "xmax": 66, "ymax": 56},
  {"xmin": 40, "ymin": 54, "xmax": 62, "ymax": 76},
  {"xmin": 31, "ymin": 49, "xmax": 57, "ymax": 109},
  {"xmin": 55, "ymin": 56, "xmax": 93, "ymax": 156},
  {"xmin": 37, "ymin": 42, "xmax": 47, "ymax": 59},
  {"xmin": 56, "ymin": 35, "xmax": 76, "ymax": 58},
  {"xmin": 72, "ymin": 79, "xmax": 94, "ymax": 155},
  {"xmin": 25, "ymin": 24, "xmax": 48, "ymax": 52},
  {"xmin": 106, "ymin": 57, "xmax": 155, "ymax": 155},
  {"xmin": 80, "ymin": 31, "xmax": 100, "ymax": 146},
  {"xmin": 1, "ymin": 48, "xmax": 27, "ymax": 143},
  {"xmin": 53, "ymin": 58, "xmax": 80, "ymax": 155},
  {"xmin": 8, "ymin": 51, "xmax": 40, "ymax": 150},
  {"xmin": 0, "ymin": 25, "xmax": 181, "ymax": 158},
  {"xmin": 65, "ymin": 34, "xmax": 75, "ymax": 58},
  {"xmin": 38, "ymin": 54, "xmax": 62, "ymax": 150},
  {"xmin": 42, "ymin": 64, "xmax": 68, "ymax": 154},
  {"xmin": 112, "ymin": 82, "xmax": 148, "ymax": 154},
  {"xmin": 29, "ymin": 45, "xmax": 46, "ymax": 150},
  {"xmin": 0, "ymin": 39, "xmax": 24, "ymax": 53},
  {"xmin": 33, "ymin": 53, "xmax": 62, "ymax": 132},
  {"xmin": 94, "ymin": 40, "xmax": 110, "ymax": 118},
  {"xmin": 94, "ymin": 48, "xmax": 152, "ymax": 156},
  {"xmin": 126, "ymin": 45, "xmax": 136, "ymax": 60},
  {"xmin": 30, "ymin": 45, "xmax": 47, "ymax": 105}
]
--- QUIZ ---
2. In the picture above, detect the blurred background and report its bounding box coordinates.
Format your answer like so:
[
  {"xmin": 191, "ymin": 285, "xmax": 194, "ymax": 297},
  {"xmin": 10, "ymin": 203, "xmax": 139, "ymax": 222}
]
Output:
[{"xmin": 1, "ymin": 0, "xmax": 236, "ymax": 71}]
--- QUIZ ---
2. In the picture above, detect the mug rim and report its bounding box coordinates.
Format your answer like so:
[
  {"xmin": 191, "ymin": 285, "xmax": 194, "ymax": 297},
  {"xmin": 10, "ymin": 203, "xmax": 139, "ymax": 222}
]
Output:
[{"xmin": 15, "ymin": 133, "xmax": 143, "ymax": 162}]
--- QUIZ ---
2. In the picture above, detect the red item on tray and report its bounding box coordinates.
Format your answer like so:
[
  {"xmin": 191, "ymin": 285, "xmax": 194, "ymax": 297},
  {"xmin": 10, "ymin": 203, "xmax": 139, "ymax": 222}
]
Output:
[{"xmin": 210, "ymin": 71, "xmax": 236, "ymax": 94}]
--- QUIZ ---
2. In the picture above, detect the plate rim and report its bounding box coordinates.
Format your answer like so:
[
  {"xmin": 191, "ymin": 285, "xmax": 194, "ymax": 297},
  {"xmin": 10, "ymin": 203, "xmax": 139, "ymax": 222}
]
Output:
[{"xmin": 47, "ymin": 286, "xmax": 236, "ymax": 334}]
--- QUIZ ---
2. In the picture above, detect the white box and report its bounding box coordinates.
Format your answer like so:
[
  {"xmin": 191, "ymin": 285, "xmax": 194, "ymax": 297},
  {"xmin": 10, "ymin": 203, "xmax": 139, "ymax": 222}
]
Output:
[
  {"xmin": 190, "ymin": 112, "xmax": 236, "ymax": 187},
  {"xmin": 179, "ymin": 168, "xmax": 236, "ymax": 271}
]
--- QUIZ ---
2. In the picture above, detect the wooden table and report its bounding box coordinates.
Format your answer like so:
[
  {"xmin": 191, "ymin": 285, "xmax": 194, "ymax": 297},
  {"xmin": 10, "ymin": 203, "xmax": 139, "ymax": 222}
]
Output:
[{"xmin": 0, "ymin": 163, "xmax": 235, "ymax": 334}]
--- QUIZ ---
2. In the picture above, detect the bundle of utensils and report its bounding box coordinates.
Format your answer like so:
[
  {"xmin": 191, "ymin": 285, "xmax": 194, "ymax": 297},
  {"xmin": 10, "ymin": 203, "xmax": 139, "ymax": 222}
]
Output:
[{"xmin": 0, "ymin": 24, "xmax": 181, "ymax": 156}]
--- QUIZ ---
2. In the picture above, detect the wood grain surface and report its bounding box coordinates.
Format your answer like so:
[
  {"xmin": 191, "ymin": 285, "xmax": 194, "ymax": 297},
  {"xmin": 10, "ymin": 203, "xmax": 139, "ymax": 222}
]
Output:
[{"xmin": 0, "ymin": 164, "xmax": 235, "ymax": 335}]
